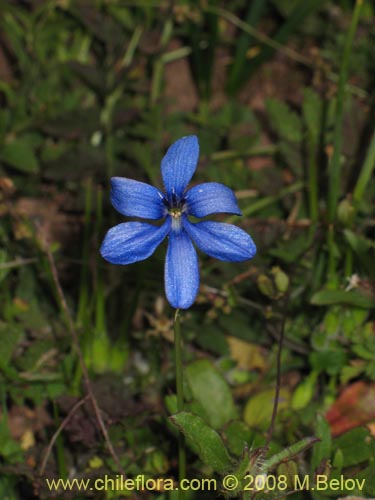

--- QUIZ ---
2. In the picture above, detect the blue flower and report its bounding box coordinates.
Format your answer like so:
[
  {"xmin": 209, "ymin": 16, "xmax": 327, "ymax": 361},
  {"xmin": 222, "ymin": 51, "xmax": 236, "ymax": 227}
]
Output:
[{"xmin": 100, "ymin": 135, "xmax": 256, "ymax": 309}]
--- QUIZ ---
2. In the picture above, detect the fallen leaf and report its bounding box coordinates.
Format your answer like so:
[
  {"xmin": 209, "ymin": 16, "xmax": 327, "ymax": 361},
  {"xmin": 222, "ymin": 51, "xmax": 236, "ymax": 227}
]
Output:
[{"xmin": 326, "ymin": 382, "xmax": 375, "ymax": 436}]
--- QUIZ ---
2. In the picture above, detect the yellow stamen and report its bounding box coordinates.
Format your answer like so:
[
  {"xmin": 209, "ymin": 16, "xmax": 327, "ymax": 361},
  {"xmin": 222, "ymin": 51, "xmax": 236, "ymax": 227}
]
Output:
[{"xmin": 169, "ymin": 208, "xmax": 182, "ymax": 218}]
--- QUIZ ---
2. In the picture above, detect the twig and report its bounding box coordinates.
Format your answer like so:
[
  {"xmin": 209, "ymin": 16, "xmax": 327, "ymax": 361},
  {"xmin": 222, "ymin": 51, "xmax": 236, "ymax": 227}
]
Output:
[
  {"xmin": 39, "ymin": 395, "xmax": 89, "ymax": 476},
  {"xmin": 42, "ymin": 246, "xmax": 135, "ymax": 490},
  {"xmin": 0, "ymin": 257, "xmax": 37, "ymax": 270}
]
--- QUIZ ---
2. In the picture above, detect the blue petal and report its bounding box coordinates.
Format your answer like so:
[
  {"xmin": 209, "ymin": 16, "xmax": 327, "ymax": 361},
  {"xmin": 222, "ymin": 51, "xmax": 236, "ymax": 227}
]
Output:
[
  {"xmin": 165, "ymin": 228, "xmax": 199, "ymax": 309},
  {"xmin": 185, "ymin": 182, "xmax": 242, "ymax": 217},
  {"xmin": 100, "ymin": 219, "xmax": 171, "ymax": 264},
  {"xmin": 161, "ymin": 136, "xmax": 199, "ymax": 198},
  {"xmin": 111, "ymin": 177, "xmax": 165, "ymax": 219},
  {"xmin": 183, "ymin": 218, "xmax": 256, "ymax": 262}
]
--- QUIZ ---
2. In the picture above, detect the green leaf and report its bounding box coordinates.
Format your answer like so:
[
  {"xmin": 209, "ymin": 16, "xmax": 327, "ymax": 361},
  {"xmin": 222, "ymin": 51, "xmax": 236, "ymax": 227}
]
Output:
[
  {"xmin": 310, "ymin": 289, "xmax": 374, "ymax": 309},
  {"xmin": 225, "ymin": 0, "xmax": 267, "ymax": 96},
  {"xmin": 357, "ymin": 465, "xmax": 375, "ymax": 496},
  {"xmin": 340, "ymin": 364, "xmax": 365, "ymax": 385},
  {"xmin": 185, "ymin": 360, "xmax": 237, "ymax": 429},
  {"xmin": 277, "ymin": 141, "xmax": 303, "ymax": 173},
  {"xmin": 223, "ymin": 420, "xmax": 255, "ymax": 457},
  {"xmin": 193, "ymin": 324, "xmax": 229, "ymax": 356},
  {"xmin": 106, "ymin": 5, "xmax": 135, "ymax": 30},
  {"xmin": 1, "ymin": 137, "xmax": 39, "ymax": 173},
  {"xmin": 165, "ymin": 394, "xmax": 178, "ymax": 415},
  {"xmin": 15, "ymin": 338, "xmax": 56, "ymax": 372},
  {"xmin": 244, "ymin": 388, "xmax": 290, "ymax": 429},
  {"xmin": 311, "ymin": 415, "xmax": 332, "ymax": 471},
  {"xmin": 0, "ymin": 475, "xmax": 18, "ymax": 500},
  {"xmin": 0, "ymin": 322, "xmax": 23, "ymax": 369},
  {"xmin": 343, "ymin": 229, "xmax": 375, "ymax": 278},
  {"xmin": 0, "ymin": 410, "xmax": 23, "ymax": 463},
  {"xmin": 341, "ymin": 307, "xmax": 368, "ymax": 339},
  {"xmin": 310, "ymin": 350, "xmax": 347, "ymax": 376},
  {"xmin": 291, "ymin": 372, "xmax": 318, "ymax": 410},
  {"xmin": 333, "ymin": 427, "xmax": 375, "ymax": 467},
  {"xmin": 302, "ymin": 87, "xmax": 323, "ymax": 140},
  {"xmin": 265, "ymin": 98, "xmax": 302, "ymax": 142},
  {"xmin": 269, "ymin": 233, "xmax": 310, "ymax": 262},
  {"xmin": 170, "ymin": 411, "xmax": 233, "ymax": 473},
  {"xmin": 352, "ymin": 343, "xmax": 375, "ymax": 361}
]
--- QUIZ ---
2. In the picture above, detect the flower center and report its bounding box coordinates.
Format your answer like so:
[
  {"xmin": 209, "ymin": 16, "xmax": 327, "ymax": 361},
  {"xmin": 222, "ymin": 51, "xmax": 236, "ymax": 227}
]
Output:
[
  {"xmin": 163, "ymin": 190, "xmax": 186, "ymax": 220},
  {"xmin": 169, "ymin": 207, "xmax": 182, "ymax": 219}
]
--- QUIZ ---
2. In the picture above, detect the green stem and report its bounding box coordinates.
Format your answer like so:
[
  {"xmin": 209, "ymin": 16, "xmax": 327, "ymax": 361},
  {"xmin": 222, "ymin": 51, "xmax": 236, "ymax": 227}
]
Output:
[
  {"xmin": 174, "ymin": 309, "xmax": 186, "ymax": 496},
  {"xmin": 328, "ymin": 0, "xmax": 363, "ymax": 222},
  {"xmin": 344, "ymin": 128, "xmax": 375, "ymax": 279},
  {"xmin": 327, "ymin": 224, "xmax": 337, "ymax": 284},
  {"xmin": 307, "ymin": 131, "xmax": 318, "ymax": 224},
  {"xmin": 326, "ymin": 0, "xmax": 362, "ymax": 282},
  {"xmin": 353, "ymin": 127, "xmax": 375, "ymax": 208}
]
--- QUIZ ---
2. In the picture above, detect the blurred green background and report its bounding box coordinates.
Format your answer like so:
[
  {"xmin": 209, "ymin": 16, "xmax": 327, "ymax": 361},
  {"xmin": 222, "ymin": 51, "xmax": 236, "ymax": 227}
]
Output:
[{"xmin": 0, "ymin": 0, "xmax": 374, "ymax": 499}]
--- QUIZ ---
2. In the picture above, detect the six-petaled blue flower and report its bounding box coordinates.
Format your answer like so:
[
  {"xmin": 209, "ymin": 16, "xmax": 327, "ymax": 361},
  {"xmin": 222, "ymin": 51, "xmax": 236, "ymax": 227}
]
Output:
[{"xmin": 100, "ymin": 135, "xmax": 256, "ymax": 309}]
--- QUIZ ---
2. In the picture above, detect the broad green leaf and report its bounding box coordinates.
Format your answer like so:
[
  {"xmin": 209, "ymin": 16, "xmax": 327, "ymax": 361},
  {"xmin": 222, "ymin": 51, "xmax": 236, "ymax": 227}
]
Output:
[
  {"xmin": 309, "ymin": 350, "xmax": 347, "ymax": 376},
  {"xmin": 223, "ymin": 420, "xmax": 255, "ymax": 457},
  {"xmin": 311, "ymin": 289, "xmax": 374, "ymax": 309},
  {"xmin": 185, "ymin": 360, "xmax": 237, "ymax": 429},
  {"xmin": 311, "ymin": 415, "xmax": 332, "ymax": 471},
  {"xmin": 170, "ymin": 411, "xmax": 233, "ymax": 473},
  {"xmin": 291, "ymin": 372, "xmax": 318, "ymax": 410},
  {"xmin": 355, "ymin": 466, "xmax": 375, "ymax": 496},
  {"xmin": 333, "ymin": 427, "xmax": 375, "ymax": 467},
  {"xmin": 265, "ymin": 98, "xmax": 302, "ymax": 142},
  {"xmin": 1, "ymin": 138, "xmax": 39, "ymax": 173},
  {"xmin": 244, "ymin": 388, "xmax": 290, "ymax": 429}
]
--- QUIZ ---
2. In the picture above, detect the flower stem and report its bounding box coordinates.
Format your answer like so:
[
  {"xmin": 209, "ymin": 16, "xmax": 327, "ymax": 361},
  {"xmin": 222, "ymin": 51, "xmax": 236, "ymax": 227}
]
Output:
[
  {"xmin": 307, "ymin": 131, "xmax": 318, "ymax": 225},
  {"xmin": 327, "ymin": 0, "xmax": 363, "ymax": 223},
  {"xmin": 174, "ymin": 308, "xmax": 186, "ymax": 496},
  {"xmin": 326, "ymin": 0, "xmax": 362, "ymax": 281}
]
